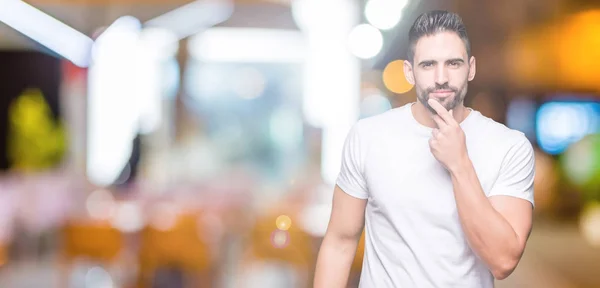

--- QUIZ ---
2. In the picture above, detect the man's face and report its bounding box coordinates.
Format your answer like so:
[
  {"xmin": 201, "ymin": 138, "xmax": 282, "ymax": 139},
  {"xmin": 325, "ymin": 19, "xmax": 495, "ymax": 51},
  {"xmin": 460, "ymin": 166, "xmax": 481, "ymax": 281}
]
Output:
[{"xmin": 404, "ymin": 31, "xmax": 476, "ymax": 114}]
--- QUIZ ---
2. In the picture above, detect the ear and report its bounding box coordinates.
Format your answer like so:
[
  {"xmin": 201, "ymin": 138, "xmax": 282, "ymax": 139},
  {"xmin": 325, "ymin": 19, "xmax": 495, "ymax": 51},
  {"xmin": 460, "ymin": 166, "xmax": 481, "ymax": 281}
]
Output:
[
  {"xmin": 403, "ymin": 60, "xmax": 415, "ymax": 85},
  {"xmin": 468, "ymin": 56, "xmax": 476, "ymax": 81}
]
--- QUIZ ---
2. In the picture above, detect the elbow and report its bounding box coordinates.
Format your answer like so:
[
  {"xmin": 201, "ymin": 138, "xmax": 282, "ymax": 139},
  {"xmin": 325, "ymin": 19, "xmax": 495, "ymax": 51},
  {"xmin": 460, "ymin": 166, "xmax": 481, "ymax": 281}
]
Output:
[
  {"xmin": 491, "ymin": 257, "xmax": 518, "ymax": 280},
  {"xmin": 491, "ymin": 240, "xmax": 526, "ymax": 280}
]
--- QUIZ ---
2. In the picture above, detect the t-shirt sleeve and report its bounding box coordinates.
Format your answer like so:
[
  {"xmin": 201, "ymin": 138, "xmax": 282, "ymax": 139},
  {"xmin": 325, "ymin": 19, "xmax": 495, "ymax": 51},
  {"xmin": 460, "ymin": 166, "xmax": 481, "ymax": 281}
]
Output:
[
  {"xmin": 488, "ymin": 135, "xmax": 535, "ymax": 207},
  {"xmin": 336, "ymin": 124, "xmax": 369, "ymax": 199}
]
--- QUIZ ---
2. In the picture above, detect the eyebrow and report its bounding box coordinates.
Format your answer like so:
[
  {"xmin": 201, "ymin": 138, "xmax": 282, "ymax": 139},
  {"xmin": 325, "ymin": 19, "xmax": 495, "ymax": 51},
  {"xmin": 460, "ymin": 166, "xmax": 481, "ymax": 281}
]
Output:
[
  {"xmin": 418, "ymin": 58, "xmax": 465, "ymax": 66},
  {"xmin": 418, "ymin": 60, "xmax": 436, "ymax": 66},
  {"xmin": 446, "ymin": 58, "xmax": 465, "ymax": 64}
]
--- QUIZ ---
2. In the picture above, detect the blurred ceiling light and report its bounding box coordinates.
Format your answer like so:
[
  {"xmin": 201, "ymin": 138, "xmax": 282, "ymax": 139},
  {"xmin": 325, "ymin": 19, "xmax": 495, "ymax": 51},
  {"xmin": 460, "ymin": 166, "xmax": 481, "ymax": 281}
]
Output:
[
  {"xmin": 137, "ymin": 27, "xmax": 179, "ymax": 60},
  {"xmin": 348, "ymin": 24, "xmax": 383, "ymax": 59},
  {"xmin": 292, "ymin": 0, "xmax": 360, "ymax": 186},
  {"xmin": 93, "ymin": 16, "xmax": 142, "ymax": 49},
  {"xmin": 144, "ymin": 0, "xmax": 234, "ymax": 40},
  {"xmin": 87, "ymin": 16, "xmax": 142, "ymax": 187},
  {"xmin": 365, "ymin": 0, "xmax": 407, "ymax": 30},
  {"xmin": 134, "ymin": 28, "xmax": 177, "ymax": 135},
  {"xmin": 292, "ymin": 0, "xmax": 353, "ymax": 32},
  {"xmin": 188, "ymin": 28, "xmax": 306, "ymax": 63},
  {"xmin": 0, "ymin": 0, "xmax": 93, "ymax": 67},
  {"xmin": 382, "ymin": 59, "xmax": 413, "ymax": 94}
]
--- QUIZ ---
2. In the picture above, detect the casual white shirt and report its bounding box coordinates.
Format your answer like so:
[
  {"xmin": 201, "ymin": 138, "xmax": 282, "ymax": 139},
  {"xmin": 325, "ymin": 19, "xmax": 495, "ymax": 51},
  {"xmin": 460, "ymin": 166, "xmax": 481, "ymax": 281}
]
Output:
[{"xmin": 336, "ymin": 102, "xmax": 535, "ymax": 288}]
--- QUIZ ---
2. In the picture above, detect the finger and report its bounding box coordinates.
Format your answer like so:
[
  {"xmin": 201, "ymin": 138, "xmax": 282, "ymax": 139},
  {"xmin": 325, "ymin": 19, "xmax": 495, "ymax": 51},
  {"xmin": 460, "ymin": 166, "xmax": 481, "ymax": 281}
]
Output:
[
  {"xmin": 432, "ymin": 128, "xmax": 440, "ymax": 138},
  {"xmin": 432, "ymin": 116, "xmax": 446, "ymax": 129},
  {"xmin": 428, "ymin": 99, "xmax": 455, "ymax": 124}
]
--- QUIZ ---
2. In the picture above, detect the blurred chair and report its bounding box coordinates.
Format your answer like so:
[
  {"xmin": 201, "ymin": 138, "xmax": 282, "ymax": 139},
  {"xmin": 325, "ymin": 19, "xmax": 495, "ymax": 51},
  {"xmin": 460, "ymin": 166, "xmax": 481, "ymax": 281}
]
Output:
[
  {"xmin": 62, "ymin": 220, "xmax": 123, "ymax": 263},
  {"xmin": 60, "ymin": 220, "xmax": 124, "ymax": 286},
  {"xmin": 239, "ymin": 211, "xmax": 316, "ymax": 288},
  {"xmin": 137, "ymin": 212, "xmax": 214, "ymax": 288},
  {"xmin": 0, "ymin": 242, "xmax": 7, "ymax": 268}
]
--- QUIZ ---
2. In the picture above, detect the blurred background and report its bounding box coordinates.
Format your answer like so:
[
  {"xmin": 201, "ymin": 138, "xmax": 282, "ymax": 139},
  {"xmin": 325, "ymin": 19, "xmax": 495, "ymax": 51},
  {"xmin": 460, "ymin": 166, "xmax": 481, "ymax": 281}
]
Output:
[{"xmin": 0, "ymin": 0, "xmax": 599, "ymax": 287}]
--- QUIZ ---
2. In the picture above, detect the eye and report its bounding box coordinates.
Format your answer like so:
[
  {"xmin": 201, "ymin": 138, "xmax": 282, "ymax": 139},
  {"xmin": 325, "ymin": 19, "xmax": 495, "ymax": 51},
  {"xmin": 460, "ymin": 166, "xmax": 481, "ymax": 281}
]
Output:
[{"xmin": 448, "ymin": 61, "xmax": 461, "ymax": 67}]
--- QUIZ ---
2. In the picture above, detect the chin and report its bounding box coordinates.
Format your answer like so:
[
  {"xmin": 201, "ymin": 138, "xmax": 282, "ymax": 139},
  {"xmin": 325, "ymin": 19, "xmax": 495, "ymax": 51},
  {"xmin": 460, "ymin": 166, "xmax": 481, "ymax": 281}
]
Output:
[{"xmin": 432, "ymin": 97, "xmax": 454, "ymax": 109}]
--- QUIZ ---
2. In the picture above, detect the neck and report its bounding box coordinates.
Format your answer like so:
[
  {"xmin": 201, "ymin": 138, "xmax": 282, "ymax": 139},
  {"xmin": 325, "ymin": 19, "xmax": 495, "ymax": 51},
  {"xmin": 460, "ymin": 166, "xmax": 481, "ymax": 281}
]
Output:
[{"xmin": 411, "ymin": 101, "xmax": 469, "ymax": 128}]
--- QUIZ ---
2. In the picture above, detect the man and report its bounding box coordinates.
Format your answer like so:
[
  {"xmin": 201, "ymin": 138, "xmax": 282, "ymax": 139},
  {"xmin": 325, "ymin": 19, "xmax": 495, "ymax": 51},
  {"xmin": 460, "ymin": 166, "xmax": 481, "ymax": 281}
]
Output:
[{"xmin": 313, "ymin": 10, "xmax": 535, "ymax": 288}]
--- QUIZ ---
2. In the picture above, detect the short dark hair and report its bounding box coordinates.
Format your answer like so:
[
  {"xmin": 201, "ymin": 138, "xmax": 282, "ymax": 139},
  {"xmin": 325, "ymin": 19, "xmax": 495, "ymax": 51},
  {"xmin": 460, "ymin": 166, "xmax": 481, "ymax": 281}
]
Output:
[{"xmin": 407, "ymin": 10, "xmax": 471, "ymax": 63}]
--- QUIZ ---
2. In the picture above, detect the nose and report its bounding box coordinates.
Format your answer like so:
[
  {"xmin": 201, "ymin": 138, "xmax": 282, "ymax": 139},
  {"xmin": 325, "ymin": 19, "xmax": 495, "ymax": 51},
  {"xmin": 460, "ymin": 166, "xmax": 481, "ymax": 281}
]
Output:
[{"xmin": 434, "ymin": 65, "xmax": 449, "ymax": 86}]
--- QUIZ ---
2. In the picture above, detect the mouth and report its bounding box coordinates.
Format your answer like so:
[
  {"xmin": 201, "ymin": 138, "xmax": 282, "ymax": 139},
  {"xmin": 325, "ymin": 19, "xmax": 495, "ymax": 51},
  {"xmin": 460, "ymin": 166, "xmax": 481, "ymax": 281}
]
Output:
[{"xmin": 429, "ymin": 90, "xmax": 454, "ymax": 98}]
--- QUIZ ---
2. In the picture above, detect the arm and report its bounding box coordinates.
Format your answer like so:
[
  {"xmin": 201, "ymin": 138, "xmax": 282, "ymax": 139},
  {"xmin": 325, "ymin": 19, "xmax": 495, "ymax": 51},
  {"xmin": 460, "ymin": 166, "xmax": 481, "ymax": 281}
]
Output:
[
  {"xmin": 314, "ymin": 185, "xmax": 367, "ymax": 288},
  {"xmin": 427, "ymin": 99, "xmax": 534, "ymax": 280},
  {"xmin": 449, "ymin": 157, "xmax": 533, "ymax": 280}
]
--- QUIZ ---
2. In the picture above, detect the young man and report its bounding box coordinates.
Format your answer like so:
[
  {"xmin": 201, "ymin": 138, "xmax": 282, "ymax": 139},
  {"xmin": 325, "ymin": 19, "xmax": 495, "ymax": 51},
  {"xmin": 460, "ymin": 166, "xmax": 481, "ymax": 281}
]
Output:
[{"xmin": 313, "ymin": 10, "xmax": 535, "ymax": 288}]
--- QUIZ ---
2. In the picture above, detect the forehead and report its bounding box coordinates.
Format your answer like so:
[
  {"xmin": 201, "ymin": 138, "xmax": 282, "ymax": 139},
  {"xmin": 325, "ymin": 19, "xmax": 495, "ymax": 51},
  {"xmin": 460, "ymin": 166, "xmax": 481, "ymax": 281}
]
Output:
[{"xmin": 413, "ymin": 31, "xmax": 468, "ymax": 62}]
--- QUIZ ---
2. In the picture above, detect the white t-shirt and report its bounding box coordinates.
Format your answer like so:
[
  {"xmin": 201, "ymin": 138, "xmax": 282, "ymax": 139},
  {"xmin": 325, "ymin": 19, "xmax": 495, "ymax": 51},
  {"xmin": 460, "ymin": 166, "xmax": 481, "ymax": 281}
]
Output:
[{"xmin": 336, "ymin": 103, "xmax": 535, "ymax": 288}]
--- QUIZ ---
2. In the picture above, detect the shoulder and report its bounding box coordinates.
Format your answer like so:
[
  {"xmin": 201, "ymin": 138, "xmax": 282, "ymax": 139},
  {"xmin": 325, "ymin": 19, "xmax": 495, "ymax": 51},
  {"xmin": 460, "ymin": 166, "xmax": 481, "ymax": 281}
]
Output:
[
  {"xmin": 471, "ymin": 111, "xmax": 532, "ymax": 152},
  {"xmin": 354, "ymin": 105, "xmax": 410, "ymax": 137}
]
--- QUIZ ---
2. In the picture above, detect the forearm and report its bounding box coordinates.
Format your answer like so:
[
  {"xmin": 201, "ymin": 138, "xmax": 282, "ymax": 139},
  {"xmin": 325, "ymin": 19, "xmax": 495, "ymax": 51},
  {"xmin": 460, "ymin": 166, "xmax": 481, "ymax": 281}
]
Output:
[
  {"xmin": 314, "ymin": 235, "xmax": 359, "ymax": 288},
  {"xmin": 449, "ymin": 158, "xmax": 522, "ymax": 279}
]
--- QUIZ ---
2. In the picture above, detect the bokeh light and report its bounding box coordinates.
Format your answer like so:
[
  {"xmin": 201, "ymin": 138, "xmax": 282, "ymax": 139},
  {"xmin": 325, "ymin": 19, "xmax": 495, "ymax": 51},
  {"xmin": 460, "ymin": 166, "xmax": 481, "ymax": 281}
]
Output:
[
  {"xmin": 347, "ymin": 24, "xmax": 383, "ymax": 59},
  {"xmin": 276, "ymin": 215, "xmax": 292, "ymax": 231},
  {"xmin": 85, "ymin": 266, "xmax": 114, "ymax": 288},
  {"xmin": 580, "ymin": 202, "xmax": 600, "ymax": 247},
  {"xmin": 149, "ymin": 202, "xmax": 179, "ymax": 231},
  {"xmin": 536, "ymin": 101, "xmax": 600, "ymax": 155},
  {"xmin": 271, "ymin": 230, "xmax": 290, "ymax": 249},
  {"xmin": 556, "ymin": 10, "xmax": 600, "ymax": 90},
  {"xmin": 382, "ymin": 60, "xmax": 413, "ymax": 94},
  {"xmin": 86, "ymin": 189, "xmax": 116, "ymax": 221},
  {"xmin": 364, "ymin": 0, "xmax": 407, "ymax": 30},
  {"xmin": 561, "ymin": 134, "xmax": 600, "ymax": 199},
  {"xmin": 110, "ymin": 201, "xmax": 144, "ymax": 233}
]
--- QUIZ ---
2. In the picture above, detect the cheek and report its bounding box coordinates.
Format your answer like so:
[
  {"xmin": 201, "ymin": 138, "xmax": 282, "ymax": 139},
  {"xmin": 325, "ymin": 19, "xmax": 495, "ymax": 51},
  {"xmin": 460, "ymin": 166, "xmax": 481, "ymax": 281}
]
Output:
[
  {"xmin": 450, "ymin": 71, "xmax": 469, "ymax": 87},
  {"xmin": 414, "ymin": 71, "xmax": 433, "ymax": 87}
]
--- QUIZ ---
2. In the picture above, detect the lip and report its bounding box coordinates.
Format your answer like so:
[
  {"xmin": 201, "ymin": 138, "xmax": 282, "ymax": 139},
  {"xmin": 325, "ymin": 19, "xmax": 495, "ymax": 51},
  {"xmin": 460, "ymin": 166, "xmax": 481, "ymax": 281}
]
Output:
[{"xmin": 430, "ymin": 91, "xmax": 454, "ymax": 97}]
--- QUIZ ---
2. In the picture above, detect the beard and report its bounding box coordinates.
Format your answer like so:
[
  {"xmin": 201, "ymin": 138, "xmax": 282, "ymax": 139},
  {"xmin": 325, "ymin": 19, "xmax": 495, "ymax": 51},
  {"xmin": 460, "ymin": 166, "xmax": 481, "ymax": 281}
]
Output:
[{"xmin": 416, "ymin": 82, "xmax": 467, "ymax": 115}]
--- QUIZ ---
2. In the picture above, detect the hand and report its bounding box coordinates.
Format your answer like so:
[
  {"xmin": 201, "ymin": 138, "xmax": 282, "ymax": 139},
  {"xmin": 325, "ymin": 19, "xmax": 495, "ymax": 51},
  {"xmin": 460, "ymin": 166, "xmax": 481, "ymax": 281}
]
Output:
[{"xmin": 427, "ymin": 99, "xmax": 469, "ymax": 172}]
